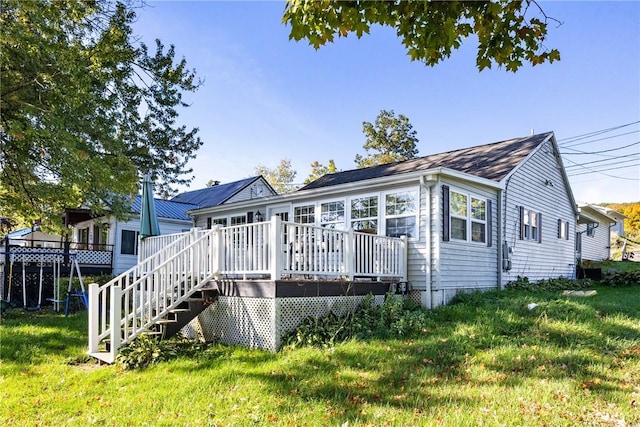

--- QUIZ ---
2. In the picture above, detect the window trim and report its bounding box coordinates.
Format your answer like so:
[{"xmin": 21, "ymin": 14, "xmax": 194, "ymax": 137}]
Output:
[
  {"xmin": 520, "ymin": 207, "xmax": 542, "ymax": 243},
  {"xmin": 443, "ymin": 186, "xmax": 491, "ymax": 246},
  {"xmin": 120, "ymin": 229, "xmax": 139, "ymax": 256},
  {"xmin": 382, "ymin": 189, "xmax": 419, "ymax": 239}
]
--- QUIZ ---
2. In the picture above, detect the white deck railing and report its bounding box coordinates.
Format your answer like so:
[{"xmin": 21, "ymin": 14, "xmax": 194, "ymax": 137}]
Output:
[
  {"xmin": 88, "ymin": 228, "xmax": 217, "ymax": 363},
  {"xmin": 89, "ymin": 218, "xmax": 407, "ymax": 362}
]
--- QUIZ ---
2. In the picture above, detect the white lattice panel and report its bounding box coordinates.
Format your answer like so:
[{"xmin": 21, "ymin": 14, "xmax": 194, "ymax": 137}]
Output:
[
  {"xmin": 182, "ymin": 294, "xmax": 382, "ymax": 352},
  {"xmin": 183, "ymin": 297, "xmax": 277, "ymax": 351}
]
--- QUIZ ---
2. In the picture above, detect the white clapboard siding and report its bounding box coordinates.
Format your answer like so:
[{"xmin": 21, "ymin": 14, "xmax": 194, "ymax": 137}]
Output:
[
  {"xmin": 404, "ymin": 183, "xmax": 429, "ymax": 290},
  {"xmin": 501, "ymin": 140, "xmax": 576, "ymax": 286},
  {"xmin": 578, "ymin": 222, "xmax": 611, "ymax": 261},
  {"xmin": 436, "ymin": 178, "xmax": 499, "ymax": 291}
]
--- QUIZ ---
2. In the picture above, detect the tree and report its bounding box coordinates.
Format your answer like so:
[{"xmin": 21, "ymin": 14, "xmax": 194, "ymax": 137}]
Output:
[
  {"xmin": 255, "ymin": 159, "xmax": 297, "ymax": 194},
  {"xmin": 283, "ymin": 0, "xmax": 561, "ymax": 72},
  {"xmin": 304, "ymin": 159, "xmax": 338, "ymax": 185},
  {"xmin": 0, "ymin": 0, "xmax": 202, "ymax": 231},
  {"xmin": 355, "ymin": 110, "xmax": 419, "ymax": 168}
]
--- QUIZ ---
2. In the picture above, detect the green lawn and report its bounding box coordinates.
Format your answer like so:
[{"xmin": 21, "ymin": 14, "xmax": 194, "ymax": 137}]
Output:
[{"xmin": 2, "ymin": 285, "xmax": 639, "ymax": 426}]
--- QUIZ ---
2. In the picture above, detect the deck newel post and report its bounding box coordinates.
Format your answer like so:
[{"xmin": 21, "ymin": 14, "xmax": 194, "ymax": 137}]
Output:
[
  {"xmin": 110, "ymin": 285, "xmax": 122, "ymax": 361},
  {"xmin": 269, "ymin": 216, "xmax": 282, "ymax": 280},
  {"xmin": 346, "ymin": 227, "xmax": 355, "ymax": 281},
  {"xmin": 88, "ymin": 283, "xmax": 99, "ymax": 354},
  {"xmin": 400, "ymin": 235, "xmax": 408, "ymax": 282},
  {"xmin": 212, "ymin": 225, "xmax": 223, "ymax": 277}
]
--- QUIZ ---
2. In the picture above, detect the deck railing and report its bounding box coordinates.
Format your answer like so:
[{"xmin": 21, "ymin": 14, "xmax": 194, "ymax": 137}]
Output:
[
  {"xmin": 89, "ymin": 218, "xmax": 407, "ymax": 362},
  {"xmin": 88, "ymin": 228, "xmax": 217, "ymax": 363}
]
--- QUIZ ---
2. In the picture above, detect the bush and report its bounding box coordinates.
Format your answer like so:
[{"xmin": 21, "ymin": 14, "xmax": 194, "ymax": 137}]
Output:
[
  {"xmin": 601, "ymin": 271, "xmax": 640, "ymax": 287},
  {"xmin": 283, "ymin": 293, "xmax": 431, "ymax": 349},
  {"xmin": 116, "ymin": 334, "xmax": 218, "ymax": 370},
  {"xmin": 505, "ymin": 276, "xmax": 594, "ymax": 291}
]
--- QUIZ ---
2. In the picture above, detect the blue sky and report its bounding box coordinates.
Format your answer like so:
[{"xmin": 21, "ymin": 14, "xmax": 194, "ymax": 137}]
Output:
[{"xmin": 133, "ymin": 1, "xmax": 640, "ymax": 203}]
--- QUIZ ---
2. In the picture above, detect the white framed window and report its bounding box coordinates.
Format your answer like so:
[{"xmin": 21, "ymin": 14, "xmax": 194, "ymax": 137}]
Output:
[
  {"xmin": 320, "ymin": 200, "xmax": 345, "ymax": 229},
  {"xmin": 557, "ymin": 219, "xmax": 569, "ymax": 240},
  {"xmin": 230, "ymin": 215, "xmax": 247, "ymax": 226},
  {"xmin": 443, "ymin": 186, "xmax": 491, "ymax": 245},
  {"xmin": 520, "ymin": 207, "xmax": 542, "ymax": 242},
  {"xmin": 351, "ymin": 195, "xmax": 378, "ymax": 232},
  {"xmin": 294, "ymin": 205, "xmax": 315, "ymax": 224},
  {"xmin": 384, "ymin": 190, "xmax": 418, "ymax": 238}
]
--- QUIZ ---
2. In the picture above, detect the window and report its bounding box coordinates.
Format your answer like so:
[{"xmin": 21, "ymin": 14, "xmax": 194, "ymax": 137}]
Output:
[
  {"xmin": 121, "ymin": 230, "xmax": 138, "ymax": 255},
  {"xmin": 443, "ymin": 186, "xmax": 491, "ymax": 245},
  {"xmin": 586, "ymin": 223, "xmax": 596, "ymax": 237},
  {"xmin": 558, "ymin": 219, "xmax": 569, "ymax": 240},
  {"xmin": 231, "ymin": 215, "xmax": 247, "ymax": 226},
  {"xmin": 208, "ymin": 218, "xmax": 227, "ymax": 228},
  {"xmin": 520, "ymin": 207, "xmax": 542, "ymax": 242},
  {"xmin": 294, "ymin": 205, "xmax": 315, "ymax": 224},
  {"xmin": 385, "ymin": 191, "xmax": 417, "ymax": 238},
  {"xmin": 78, "ymin": 227, "xmax": 89, "ymax": 249},
  {"xmin": 321, "ymin": 201, "xmax": 345, "ymax": 229},
  {"xmin": 351, "ymin": 196, "xmax": 378, "ymax": 232}
]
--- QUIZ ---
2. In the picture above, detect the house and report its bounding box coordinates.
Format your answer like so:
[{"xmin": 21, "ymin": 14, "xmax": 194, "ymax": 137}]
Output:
[
  {"xmin": 190, "ymin": 131, "xmax": 577, "ymax": 307},
  {"xmin": 87, "ymin": 132, "xmax": 579, "ymax": 363},
  {"xmin": 67, "ymin": 176, "xmax": 276, "ymax": 274},
  {"xmin": 4, "ymin": 226, "xmax": 63, "ymax": 248},
  {"xmin": 576, "ymin": 203, "xmax": 621, "ymax": 262}
]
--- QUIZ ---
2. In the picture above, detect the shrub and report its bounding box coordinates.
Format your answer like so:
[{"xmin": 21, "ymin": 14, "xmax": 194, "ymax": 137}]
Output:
[
  {"xmin": 505, "ymin": 276, "xmax": 594, "ymax": 291},
  {"xmin": 283, "ymin": 293, "xmax": 431, "ymax": 349},
  {"xmin": 600, "ymin": 271, "xmax": 640, "ymax": 287},
  {"xmin": 116, "ymin": 334, "xmax": 217, "ymax": 370}
]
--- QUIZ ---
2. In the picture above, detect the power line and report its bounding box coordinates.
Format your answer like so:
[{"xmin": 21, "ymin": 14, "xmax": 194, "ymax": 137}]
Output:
[
  {"xmin": 567, "ymin": 163, "xmax": 640, "ymax": 177},
  {"xmin": 560, "ymin": 130, "xmax": 640, "ymax": 149},
  {"xmin": 565, "ymin": 153, "xmax": 640, "ymax": 169},
  {"xmin": 557, "ymin": 120, "xmax": 640, "ymax": 146},
  {"xmin": 560, "ymin": 140, "xmax": 640, "ymax": 156}
]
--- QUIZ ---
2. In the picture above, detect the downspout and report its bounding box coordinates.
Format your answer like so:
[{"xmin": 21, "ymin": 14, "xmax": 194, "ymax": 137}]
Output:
[{"xmin": 421, "ymin": 175, "xmax": 437, "ymax": 309}]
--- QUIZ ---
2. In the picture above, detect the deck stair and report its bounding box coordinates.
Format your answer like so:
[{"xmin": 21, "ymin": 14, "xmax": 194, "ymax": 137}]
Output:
[{"xmin": 88, "ymin": 228, "xmax": 219, "ymax": 364}]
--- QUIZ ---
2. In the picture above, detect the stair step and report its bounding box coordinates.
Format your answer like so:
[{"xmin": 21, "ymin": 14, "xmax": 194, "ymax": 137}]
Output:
[
  {"xmin": 156, "ymin": 319, "xmax": 177, "ymax": 324},
  {"xmin": 169, "ymin": 308, "xmax": 191, "ymax": 313},
  {"xmin": 87, "ymin": 351, "xmax": 115, "ymax": 364}
]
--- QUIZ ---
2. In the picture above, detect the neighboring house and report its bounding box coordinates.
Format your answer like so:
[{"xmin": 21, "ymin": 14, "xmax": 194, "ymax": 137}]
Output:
[
  {"xmin": 576, "ymin": 203, "xmax": 620, "ymax": 262},
  {"xmin": 4, "ymin": 226, "xmax": 63, "ymax": 248},
  {"xmin": 67, "ymin": 176, "xmax": 276, "ymax": 275},
  {"xmin": 190, "ymin": 132, "xmax": 577, "ymax": 307},
  {"xmin": 594, "ymin": 205, "xmax": 626, "ymax": 237}
]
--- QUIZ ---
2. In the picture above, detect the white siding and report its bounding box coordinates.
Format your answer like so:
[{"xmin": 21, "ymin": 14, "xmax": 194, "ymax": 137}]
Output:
[
  {"xmin": 435, "ymin": 178, "xmax": 499, "ymax": 293},
  {"xmin": 501, "ymin": 140, "xmax": 576, "ymax": 286},
  {"xmin": 405, "ymin": 184, "xmax": 428, "ymax": 290},
  {"xmin": 578, "ymin": 221, "xmax": 611, "ymax": 262},
  {"xmin": 226, "ymin": 179, "xmax": 276, "ymax": 204}
]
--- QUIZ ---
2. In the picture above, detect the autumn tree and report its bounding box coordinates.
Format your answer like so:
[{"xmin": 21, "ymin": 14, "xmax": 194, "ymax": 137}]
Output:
[
  {"xmin": 283, "ymin": 0, "xmax": 561, "ymax": 72},
  {"xmin": 255, "ymin": 159, "xmax": 297, "ymax": 194},
  {"xmin": 0, "ymin": 0, "xmax": 202, "ymax": 231},
  {"xmin": 355, "ymin": 110, "xmax": 419, "ymax": 168},
  {"xmin": 304, "ymin": 159, "xmax": 338, "ymax": 185}
]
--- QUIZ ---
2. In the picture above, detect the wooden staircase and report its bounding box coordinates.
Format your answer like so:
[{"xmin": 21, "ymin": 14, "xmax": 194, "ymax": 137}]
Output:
[{"xmin": 155, "ymin": 289, "xmax": 219, "ymax": 339}]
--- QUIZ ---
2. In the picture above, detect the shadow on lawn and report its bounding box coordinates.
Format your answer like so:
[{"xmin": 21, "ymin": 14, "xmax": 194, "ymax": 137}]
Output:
[
  {"xmin": 0, "ymin": 308, "xmax": 88, "ymax": 366},
  {"xmin": 238, "ymin": 287, "xmax": 640, "ymax": 425}
]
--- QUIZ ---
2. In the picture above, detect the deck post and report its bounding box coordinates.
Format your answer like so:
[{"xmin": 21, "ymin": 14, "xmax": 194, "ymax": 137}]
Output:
[
  {"xmin": 109, "ymin": 285, "xmax": 122, "ymax": 361},
  {"xmin": 212, "ymin": 225, "xmax": 223, "ymax": 275},
  {"xmin": 400, "ymin": 235, "xmax": 408, "ymax": 282},
  {"xmin": 87, "ymin": 283, "xmax": 99, "ymax": 354},
  {"xmin": 346, "ymin": 227, "xmax": 355, "ymax": 280},
  {"xmin": 269, "ymin": 216, "xmax": 282, "ymax": 280}
]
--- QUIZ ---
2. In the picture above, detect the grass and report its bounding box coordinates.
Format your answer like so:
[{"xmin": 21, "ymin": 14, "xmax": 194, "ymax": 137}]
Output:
[{"xmin": 2, "ymin": 284, "xmax": 639, "ymax": 426}]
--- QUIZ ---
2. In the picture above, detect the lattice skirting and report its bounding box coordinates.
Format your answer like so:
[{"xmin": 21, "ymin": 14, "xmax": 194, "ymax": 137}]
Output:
[{"xmin": 182, "ymin": 295, "xmax": 384, "ymax": 352}]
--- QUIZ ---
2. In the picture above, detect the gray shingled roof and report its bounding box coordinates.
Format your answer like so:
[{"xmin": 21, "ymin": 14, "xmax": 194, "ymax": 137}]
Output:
[
  {"xmin": 300, "ymin": 132, "xmax": 553, "ymax": 190},
  {"xmin": 170, "ymin": 176, "xmax": 262, "ymax": 208}
]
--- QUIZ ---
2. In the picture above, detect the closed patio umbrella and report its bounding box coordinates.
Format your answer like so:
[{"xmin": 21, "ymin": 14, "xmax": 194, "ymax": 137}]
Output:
[{"xmin": 139, "ymin": 174, "xmax": 161, "ymax": 239}]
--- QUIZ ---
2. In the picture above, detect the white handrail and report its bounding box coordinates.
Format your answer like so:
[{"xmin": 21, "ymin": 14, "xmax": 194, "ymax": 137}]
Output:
[{"xmin": 88, "ymin": 227, "xmax": 217, "ymax": 362}]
